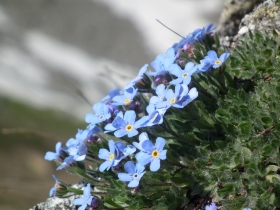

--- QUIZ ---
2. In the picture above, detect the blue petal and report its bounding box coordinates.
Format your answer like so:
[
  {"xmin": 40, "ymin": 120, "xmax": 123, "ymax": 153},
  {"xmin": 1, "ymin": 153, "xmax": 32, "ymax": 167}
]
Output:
[
  {"xmin": 108, "ymin": 140, "xmax": 115, "ymax": 154},
  {"xmin": 78, "ymin": 203, "xmax": 87, "ymax": 210},
  {"xmin": 118, "ymin": 173, "xmax": 133, "ymax": 182},
  {"xmin": 135, "ymin": 163, "xmax": 145, "ymax": 173},
  {"xmin": 99, "ymin": 160, "xmax": 112, "ymax": 172},
  {"xmin": 124, "ymin": 161, "xmax": 136, "ymax": 174},
  {"xmin": 98, "ymin": 148, "xmax": 109, "ymax": 160},
  {"xmin": 127, "ymin": 129, "xmax": 138, "ymax": 138},
  {"xmin": 114, "ymin": 129, "xmax": 127, "ymax": 138},
  {"xmin": 124, "ymin": 110, "xmax": 136, "ymax": 124},
  {"xmin": 142, "ymin": 140, "xmax": 155, "ymax": 153},
  {"xmin": 104, "ymin": 123, "xmax": 117, "ymax": 132},
  {"xmin": 150, "ymin": 158, "xmax": 161, "ymax": 171},
  {"xmin": 45, "ymin": 152, "xmax": 57, "ymax": 161},
  {"xmin": 73, "ymin": 198, "xmax": 86, "ymax": 205},
  {"xmin": 136, "ymin": 152, "xmax": 152, "ymax": 165},
  {"xmin": 159, "ymin": 150, "xmax": 167, "ymax": 160},
  {"xmin": 155, "ymin": 137, "xmax": 166, "ymax": 151},
  {"xmin": 112, "ymin": 116, "xmax": 126, "ymax": 129},
  {"xmin": 128, "ymin": 179, "xmax": 140, "ymax": 188}
]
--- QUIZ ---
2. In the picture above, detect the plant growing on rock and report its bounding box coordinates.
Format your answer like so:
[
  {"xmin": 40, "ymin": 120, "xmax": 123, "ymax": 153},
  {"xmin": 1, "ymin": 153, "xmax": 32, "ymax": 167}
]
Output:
[{"xmin": 45, "ymin": 22, "xmax": 280, "ymax": 210}]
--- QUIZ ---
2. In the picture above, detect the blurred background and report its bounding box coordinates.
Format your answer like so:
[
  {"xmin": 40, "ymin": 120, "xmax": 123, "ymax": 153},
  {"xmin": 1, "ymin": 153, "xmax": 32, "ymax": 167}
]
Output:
[{"xmin": 0, "ymin": 0, "xmax": 224, "ymax": 209}]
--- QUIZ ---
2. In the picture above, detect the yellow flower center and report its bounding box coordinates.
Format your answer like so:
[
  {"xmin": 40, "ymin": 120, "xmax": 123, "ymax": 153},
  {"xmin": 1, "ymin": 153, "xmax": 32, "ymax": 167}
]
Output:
[
  {"xmin": 170, "ymin": 98, "xmax": 176, "ymax": 104},
  {"xmin": 152, "ymin": 150, "xmax": 159, "ymax": 158},
  {"xmin": 124, "ymin": 99, "xmax": 131, "ymax": 104},
  {"xmin": 109, "ymin": 154, "xmax": 115, "ymax": 161},
  {"xmin": 182, "ymin": 73, "xmax": 188, "ymax": 78},
  {"xmin": 215, "ymin": 60, "xmax": 221, "ymax": 65},
  {"xmin": 126, "ymin": 124, "xmax": 133, "ymax": 131}
]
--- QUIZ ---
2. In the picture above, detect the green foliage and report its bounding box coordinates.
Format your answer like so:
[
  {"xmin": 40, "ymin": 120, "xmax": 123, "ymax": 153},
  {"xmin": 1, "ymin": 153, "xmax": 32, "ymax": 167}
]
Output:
[{"xmin": 53, "ymin": 30, "xmax": 280, "ymax": 209}]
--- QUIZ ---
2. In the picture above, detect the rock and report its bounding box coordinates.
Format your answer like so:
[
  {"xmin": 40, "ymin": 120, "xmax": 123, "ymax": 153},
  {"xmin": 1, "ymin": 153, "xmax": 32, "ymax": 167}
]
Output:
[{"xmin": 29, "ymin": 184, "xmax": 82, "ymax": 210}]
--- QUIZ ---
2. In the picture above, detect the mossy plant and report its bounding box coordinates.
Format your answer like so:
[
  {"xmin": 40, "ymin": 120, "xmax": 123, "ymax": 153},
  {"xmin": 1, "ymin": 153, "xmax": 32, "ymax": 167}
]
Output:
[{"xmin": 45, "ymin": 26, "xmax": 280, "ymax": 210}]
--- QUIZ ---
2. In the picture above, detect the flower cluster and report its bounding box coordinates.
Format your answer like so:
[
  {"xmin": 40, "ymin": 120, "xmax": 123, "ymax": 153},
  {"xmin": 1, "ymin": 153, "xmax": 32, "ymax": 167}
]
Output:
[{"xmin": 45, "ymin": 24, "xmax": 230, "ymax": 210}]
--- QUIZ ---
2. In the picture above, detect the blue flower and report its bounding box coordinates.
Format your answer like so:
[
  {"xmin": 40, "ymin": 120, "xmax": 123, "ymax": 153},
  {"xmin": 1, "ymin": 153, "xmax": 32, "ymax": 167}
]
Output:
[
  {"xmin": 118, "ymin": 161, "xmax": 145, "ymax": 188},
  {"xmin": 73, "ymin": 183, "xmax": 93, "ymax": 210},
  {"xmin": 148, "ymin": 47, "xmax": 177, "ymax": 76},
  {"xmin": 136, "ymin": 104, "xmax": 166, "ymax": 127},
  {"xmin": 112, "ymin": 86, "xmax": 138, "ymax": 106},
  {"xmin": 45, "ymin": 142, "xmax": 62, "ymax": 161},
  {"xmin": 104, "ymin": 110, "xmax": 141, "ymax": 138},
  {"xmin": 199, "ymin": 50, "xmax": 230, "ymax": 72},
  {"xmin": 170, "ymin": 62, "xmax": 198, "ymax": 85},
  {"xmin": 85, "ymin": 102, "xmax": 111, "ymax": 125},
  {"xmin": 49, "ymin": 175, "xmax": 59, "ymax": 197},
  {"xmin": 205, "ymin": 202, "xmax": 217, "ymax": 210},
  {"xmin": 114, "ymin": 142, "xmax": 136, "ymax": 160},
  {"xmin": 156, "ymin": 84, "xmax": 190, "ymax": 109},
  {"xmin": 242, "ymin": 208, "xmax": 251, "ymax": 210},
  {"xmin": 135, "ymin": 136, "xmax": 167, "ymax": 171},
  {"xmin": 98, "ymin": 140, "xmax": 121, "ymax": 172},
  {"xmin": 172, "ymin": 87, "xmax": 198, "ymax": 108},
  {"xmin": 66, "ymin": 129, "xmax": 89, "ymax": 161},
  {"xmin": 149, "ymin": 84, "xmax": 167, "ymax": 105}
]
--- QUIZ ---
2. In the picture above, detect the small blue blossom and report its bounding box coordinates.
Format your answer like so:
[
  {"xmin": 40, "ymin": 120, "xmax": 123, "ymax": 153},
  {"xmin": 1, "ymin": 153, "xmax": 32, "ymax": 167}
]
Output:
[
  {"xmin": 148, "ymin": 47, "xmax": 177, "ymax": 76},
  {"xmin": 115, "ymin": 142, "xmax": 136, "ymax": 160},
  {"xmin": 205, "ymin": 202, "xmax": 217, "ymax": 210},
  {"xmin": 198, "ymin": 50, "xmax": 230, "ymax": 72},
  {"xmin": 49, "ymin": 175, "xmax": 59, "ymax": 197},
  {"xmin": 104, "ymin": 110, "xmax": 141, "ymax": 138},
  {"xmin": 173, "ymin": 87, "xmax": 198, "ymax": 108},
  {"xmin": 156, "ymin": 84, "xmax": 191, "ymax": 109},
  {"xmin": 242, "ymin": 208, "xmax": 251, "ymax": 210},
  {"xmin": 98, "ymin": 140, "xmax": 121, "ymax": 172},
  {"xmin": 149, "ymin": 84, "xmax": 167, "ymax": 106},
  {"xmin": 85, "ymin": 102, "xmax": 111, "ymax": 125},
  {"xmin": 135, "ymin": 136, "xmax": 167, "ymax": 171},
  {"xmin": 112, "ymin": 86, "xmax": 138, "ymax": 106},
  {"xmin": 136, "ymin": 104, "xmax": 166, "ymax": 127},
  {"xmin": 66, "ymin": 129, "xmax": 89, "ymax": 161},
  {"xmin": 45, "ymin": 142, "xmax": 62, "ymax": 161},
  {"xmin": 118, "ymin": 161, "xmax": 145, "ymax": 188},
  {"xmin": 170, "ymin": 62, "xmax": 198, "ymax": 85},
  {"xmin": 73, "ymin": 183, "xmax": 93, "ymax": 210}
]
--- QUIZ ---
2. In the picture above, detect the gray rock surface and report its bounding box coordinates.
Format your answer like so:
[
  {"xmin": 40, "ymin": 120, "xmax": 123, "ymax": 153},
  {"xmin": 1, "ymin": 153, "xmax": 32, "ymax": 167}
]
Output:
[{"xmin": 29, "ymin": 183, "xmax": 82, "ymax": 210}]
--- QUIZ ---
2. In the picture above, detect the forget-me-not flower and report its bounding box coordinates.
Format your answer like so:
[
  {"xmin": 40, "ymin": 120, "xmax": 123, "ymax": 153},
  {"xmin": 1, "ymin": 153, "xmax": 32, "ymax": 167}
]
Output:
[
  {"xmin": 135, "ymin": 136, "xmax": 167, "ymax": 171},
  {"xmin": 49, "ymin": 175, "xmax": 60, "ymax": 197},
  {"xmin": 73, "ymin": 183, "xmax": 93, "ymax": 210},
  {"xmin": 118, "ymin": 161, "xmax": 146, "ymax": 188},
  {"xmin": 45, "ymin": 142, "xmax": 62, "ymax": 161},
  {"xmin": 114, "ymin": 142, "xmax": 136, "ymax": 160},
  {"xmin": 101, "ymin": 88, "xmax": 121, "ymax": 102},
  {"xmin": 112, "ymin": 86, "xmax": 138, "ymax": 106},
  {"xmin": 104, "ymin": 110, "xmax": 141, "ymax": 138},
  {"xmin": 98, "ymin": 140, "xmax": 121, "ymax": 172},
  {"xmin": 136, "ymin": 104, "xmax": 166, "ymax": 127},
  {"xmin": 199, "ymin": 50, "xmax": 230, "ymax": 72},
  {"xmin": 170, "ymin": 62, "xmax": 198, "ymax": 85},
  {"xmin": 148, "ymin": 47, "xmax": 177, "ymax": 76},
  {"xmin": 85, "ymin": 102, "xmax": 111, "ymax": 125}
]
